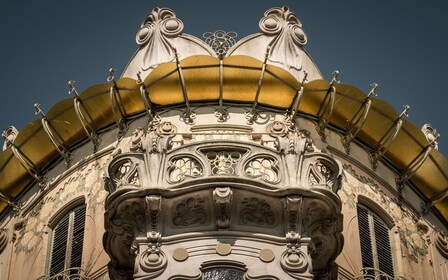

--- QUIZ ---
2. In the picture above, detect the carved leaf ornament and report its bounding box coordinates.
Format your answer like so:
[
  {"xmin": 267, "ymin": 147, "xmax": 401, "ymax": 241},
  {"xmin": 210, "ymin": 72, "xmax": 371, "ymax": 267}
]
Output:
[
  {"xmin": 136, "ymin": 8, "xmax": 184, "ymax": 70},
  {"xmin": 259, "ymin": 6, "xmax": 307, "ymax": 71}
]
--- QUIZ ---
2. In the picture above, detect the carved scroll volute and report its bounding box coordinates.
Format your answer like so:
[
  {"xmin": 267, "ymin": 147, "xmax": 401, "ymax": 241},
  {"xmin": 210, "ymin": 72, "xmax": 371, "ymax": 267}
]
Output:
[
  {"xmin": 213, "ymin": 187, "xmax": 233, "ymax": 229},
  {"xmin": 0, "ymin": 228, "xmax": 9, "ymax": 254},
  {"xmin": 302, "ymin": 153, "xmax": 342, "ymax": 193},
  {"xmin": 104, "ymin": 154, "xmax": 145, "ymax": 194},
  {"xmin": 104, "ymin": 199, "xmax": 147, "ymax": 280},
  {"xmin": 136, "ymin": 7, "xmax": 184, "ymax": 70},
  {"xmin": 259, "ymin": 6, "xmax": 307, "ymax": 71},
  {"xmin": 281, "ymin": 232, "xmax": 314, "ymax": 279},
  {"xmin": 301, "ymin": 199, "xmax": 343, "ymax": 274}
]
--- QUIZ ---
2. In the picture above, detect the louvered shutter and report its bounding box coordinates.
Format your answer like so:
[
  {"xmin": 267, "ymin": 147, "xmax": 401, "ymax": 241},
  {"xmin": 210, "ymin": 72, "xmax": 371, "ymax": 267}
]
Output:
[
  {"xmin": 373, "ymin": 215, "xmax": 394, "ymax": 278},
  {"xmin": 49, "ymin": 205, "xmax": 86, "ymax": 276},
  {"xmin": 70, "ymin": 206, "xmax": 86, "ymax": 270},
  {"xmin": 49, "ymin": 214, "xmax": 70, "ymax": 276},
  {"xmin": 357, "ymin": 205, "xmax": 395, "ymax": 278},
  {"xmin": 357, "ymin": 206, "xmax": 375, "ymax": 277}
]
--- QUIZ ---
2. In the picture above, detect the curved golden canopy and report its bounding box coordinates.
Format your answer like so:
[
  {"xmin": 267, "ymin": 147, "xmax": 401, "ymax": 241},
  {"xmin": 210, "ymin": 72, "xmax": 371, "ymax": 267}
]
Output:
[{"xmin": 0, "ymin": 55, "xmax": 446, "ymax": 221}]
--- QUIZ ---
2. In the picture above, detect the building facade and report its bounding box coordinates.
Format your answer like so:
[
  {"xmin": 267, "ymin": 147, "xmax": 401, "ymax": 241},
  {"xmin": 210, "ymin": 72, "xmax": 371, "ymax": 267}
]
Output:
[{"xmin": 0, "ymin": 6, "xmax": 447, "ymax": 280}]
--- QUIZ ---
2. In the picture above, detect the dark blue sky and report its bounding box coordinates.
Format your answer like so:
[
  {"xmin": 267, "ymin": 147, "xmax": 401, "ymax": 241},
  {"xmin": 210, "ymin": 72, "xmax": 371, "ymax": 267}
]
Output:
[{"xmin": 1, "ymin": 1, "xmax": 447, "ymax": 156}]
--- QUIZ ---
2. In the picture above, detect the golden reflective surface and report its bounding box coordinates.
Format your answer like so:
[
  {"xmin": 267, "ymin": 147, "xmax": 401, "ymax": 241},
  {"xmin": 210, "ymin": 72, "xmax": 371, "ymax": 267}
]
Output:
[{"xmin": 0, "ymin": 55, "xmax": 446, "ymax": 219}]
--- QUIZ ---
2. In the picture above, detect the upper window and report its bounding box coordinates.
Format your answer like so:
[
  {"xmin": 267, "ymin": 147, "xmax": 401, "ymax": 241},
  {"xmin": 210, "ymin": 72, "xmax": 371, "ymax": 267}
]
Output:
[
  {"xmin": 357, "ymin": 204, "xmax": 395, "ymax": 278},
  {"xmin": 49, "ymin": 204, "xmax": 86, "ymax": 276}
]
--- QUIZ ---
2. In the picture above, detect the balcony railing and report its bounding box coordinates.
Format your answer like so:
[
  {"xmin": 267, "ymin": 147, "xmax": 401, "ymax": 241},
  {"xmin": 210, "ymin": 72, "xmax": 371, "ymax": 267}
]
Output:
[
  {"xmin": 37, "ymin": 268, "xmax": 90, "ymax": 280},
  {"xmin": 355, "ymin": 268, "xmax": 407, "ymax": 280}
]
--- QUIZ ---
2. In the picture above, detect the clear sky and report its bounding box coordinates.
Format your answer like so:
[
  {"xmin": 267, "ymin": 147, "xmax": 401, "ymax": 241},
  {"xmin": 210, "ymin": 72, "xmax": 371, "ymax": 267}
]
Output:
[{"xmin": 0, "ymin": 1, "xmax": 447, "ymax": 156}]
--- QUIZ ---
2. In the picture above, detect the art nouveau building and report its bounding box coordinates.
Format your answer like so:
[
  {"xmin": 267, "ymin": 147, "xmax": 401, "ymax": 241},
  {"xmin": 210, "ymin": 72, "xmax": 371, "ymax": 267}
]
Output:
[{"xmin": 0, "ymin": 6, "xmax": 447, "ymax": 280}]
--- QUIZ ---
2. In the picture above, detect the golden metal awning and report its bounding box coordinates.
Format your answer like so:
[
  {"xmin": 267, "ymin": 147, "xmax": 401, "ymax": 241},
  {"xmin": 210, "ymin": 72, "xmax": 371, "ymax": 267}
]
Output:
[{"xmin": 0, "ymin": 55, "xmax": 446, "ymax": 220}]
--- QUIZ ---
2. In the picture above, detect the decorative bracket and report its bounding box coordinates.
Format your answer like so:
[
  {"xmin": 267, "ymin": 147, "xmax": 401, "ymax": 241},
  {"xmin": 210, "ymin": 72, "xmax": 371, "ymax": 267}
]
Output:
[
  {"xmin": 396, "ymin": 138, "xmax": 437, "ymax": 191},
  {"xmin": 369, "ymin": 105, "xmax": 410, "ymax": 170},
  {"xmin": 34, "ymin": 103, "xmax": 72, "ymax": 166},
  {"xmin": 145, "ymin": 195, "xmax": 162, "ymax": 232},
  {"xmin": 214, "ymin": 59, "xmax": 229, "ymax": 122},
  {"xmin": 245, "ymin": 48, "xmax": 270, "ymax": 125},
  {"xmin": 285, "ymin": 196, "xmax": 303, "ymax": 233},
  {"xmin": 287, "ymin": 71, "xmax": 308, "ymax": 128},
  {"xmin": 315, "ymin": 71, "xmax": 339, "ymax": 142},
  {"xmin": 108, "ymin": 68, "xmax": 128, "ymax": 139},
  {"xmin": 2, "ymin": 130, "xmax": 47, "ymax": 187},
  {"xmin": 0, "ymin": 191, "xmax": 21, "ymax": 216},
  {"xmin": 137, "ymin": 71, "xmax": 160, "ymax": 130},
  {"xmin": 68, "ymin": 80, "xmax": 101, "ymax": 151},
  {"xmin": 341, "ymin": 83, "xmax": 377, "ymax": 153},
  {"xmin": 421, "ymin": 188, "xmax": 448, "ymax": 215},
  {"xmin": 174, "ymin": 51, "xmax": 196, "ymax": 124},
  {"xmin": 213, "ymin": 187, "xmax": 233, "ymax": 229}
]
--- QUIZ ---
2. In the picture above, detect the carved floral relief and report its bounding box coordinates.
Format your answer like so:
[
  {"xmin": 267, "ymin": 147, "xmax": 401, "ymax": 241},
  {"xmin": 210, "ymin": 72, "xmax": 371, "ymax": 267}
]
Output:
[
  {"xmin": 14, "ymin": 161, "xmax": 108, "ymax": 254},
  {"xmin": 339, "ymin": 164, "xmax": 428, "ymax": 262}
]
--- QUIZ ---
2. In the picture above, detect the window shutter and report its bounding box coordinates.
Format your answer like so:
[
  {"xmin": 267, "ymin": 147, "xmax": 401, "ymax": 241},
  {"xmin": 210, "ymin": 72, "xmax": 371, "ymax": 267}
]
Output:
[
  {"xmin": 357, "ymin": 206, "xmax": 375, "ymax": 272},
  {"xmin": 373, "ymin": 215, "xmax": 394, "ymax": 278},
  {"xmin": 357, "ymin": 204, "xmax": 395, "ymax": 278},
  {"xmin": 49, "ymin": 204, "xmax": 86, "ymax": 276},
  {"xmin": 70, "ymin": 206, "xmax": 86, "ymax": 269},
  {"xmin": 49, "ymin": 214, "xmax": 70, "ymax": 276}
]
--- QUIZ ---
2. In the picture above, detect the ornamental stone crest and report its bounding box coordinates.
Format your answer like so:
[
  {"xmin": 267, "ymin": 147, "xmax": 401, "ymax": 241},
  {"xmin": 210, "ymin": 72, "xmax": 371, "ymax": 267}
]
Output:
[
  {"xmin": 259, "ymin": 6, "xmax": 307, "ymax": 71},
  {"xmin": 136, "ymin": 7, "xmax": 184, "ymax": 70}
]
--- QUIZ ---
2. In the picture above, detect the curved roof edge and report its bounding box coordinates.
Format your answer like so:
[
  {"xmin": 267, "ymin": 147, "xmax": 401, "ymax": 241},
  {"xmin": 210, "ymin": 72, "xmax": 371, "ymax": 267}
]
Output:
[{"xmin": 0, "ymin": 54, "xmax": 446, "ymax": 223}]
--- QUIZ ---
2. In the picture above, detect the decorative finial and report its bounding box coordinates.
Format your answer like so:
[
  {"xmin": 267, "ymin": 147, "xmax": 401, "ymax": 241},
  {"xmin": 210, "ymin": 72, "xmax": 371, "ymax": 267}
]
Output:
[
  {"xmin": 331, "ymin": 70, "xmax": 340, "ymax": 84},
  {"xmin": 259, "ymin": 6, "xmax": 307, "ymax": 70},
  {"xmin": 136, "ymin": 7, "xmax": 184, "ymax": 70},
  {"xmin": 400, "ymin": 105, "xmax": 410, "ymax": 118},
  {"xmin": 421, "ymin": 124, "xmax": 440, "ymax": 150},
  {"xmin": 368, "ymin": 83, "xmax": 378, "ymax": 98},
  {"xmin": 68, "ymin": 80, "xmax": 80, "ymax": 97},
  {"xmin": 2, "ymin": 126, "xmax": 18, "ymax": 151}
]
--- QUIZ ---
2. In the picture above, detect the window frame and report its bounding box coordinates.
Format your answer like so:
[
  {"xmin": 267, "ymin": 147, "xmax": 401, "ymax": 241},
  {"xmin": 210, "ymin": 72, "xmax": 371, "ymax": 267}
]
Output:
[
  {"xmin": 357, "ymin": 201, "xmax": 396, "ymax": 278},
  {"xmin": 47, "ymin": 197, "xmax": 86, "ymax": 277}
]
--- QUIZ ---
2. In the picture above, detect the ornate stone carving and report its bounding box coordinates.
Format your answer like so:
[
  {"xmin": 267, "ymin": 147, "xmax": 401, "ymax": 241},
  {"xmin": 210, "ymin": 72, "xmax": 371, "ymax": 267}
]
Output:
[
  {"xmin": 434, "ymin": 231, "xmax": 448, "ymax": 259},
  {"xmin": 108, "ymin": 159, "xmax": 141, "ymax": 191},
  {"xmin": 244, "ymin": 156, "xmax": 280, "ymax": 183},
  {"xmin": 301, "ymin": 200, "xmax": 343, "ymax": 274},
  {"xmin": 167, "ymin": 156, "xmax": 203, "ymax": 183},
  {"xmin": 421, "ymin": 124, "xmax": 440, "ymax": 150},
  {"xmin": 172, "ymin": 197, "xmax": 207, "ymax": 227},
  {"xmin": 285, "ymin": 196, "xmax": 302, "ymax": 233},
  {"xmin": 0, "ymin": 228, "xmax": 9, "ymax": 254},
  {"xmin": 280, "ymin": 232, "xmax": 313, "ymax": 279},
  {"xmin": 146, "ymin": 196, "xmax": 162, "ymax": 232},
  {"xmin": 259, "ymin": 6, "xmax": 307, "ymax": 71},
  {"xmin": 203, "ymin": 30, "xmax": 237, "ymax": 58},
  {"xmin": 206, "ymin": 151, "xmax": 243, "ymax": 175},
  {"xmin": 157, "ymin": 121, "xmax": 177, "ymax": 137},
  {"xmin": 135, "ymin": 232, "xmax": 167, "ymax": 280},
  {"xmin": 130, "ymin": 127, "xmax": 146, "ymax": 152},
  {"xmin": 305, "ymin": 155, "xmax": 341, "ymax": 193},
  {"xmin": 104, "ymin": 199, "xmax": 147, "ymax": 279},
  {"xmin": 136, "ymin": 7, "xmax": 184, "ymax": 70},
  {"xmin": 240, "ymin": 198, "xmax": 275, "ymax": 226},
  {"xmin": 2, "ymin": 126, "xmax": 18, "ymax": 151},
  {"xmin": 213, "ymin": 187, "xmax": 233, "ymax": 229},
  {"xmin": 266, "ymin": 120, "xmax": 289, "ymax": 137}
]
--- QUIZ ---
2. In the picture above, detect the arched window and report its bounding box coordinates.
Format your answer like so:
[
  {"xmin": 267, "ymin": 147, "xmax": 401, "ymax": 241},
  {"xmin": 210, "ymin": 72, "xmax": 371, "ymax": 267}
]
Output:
[
  {"xmin": 48, "ymin": 204, "xmax": 86, "ymax": 276},
  {"xmin": 357, "ymin": 204, "xmax": 395, "ymax": 278}
]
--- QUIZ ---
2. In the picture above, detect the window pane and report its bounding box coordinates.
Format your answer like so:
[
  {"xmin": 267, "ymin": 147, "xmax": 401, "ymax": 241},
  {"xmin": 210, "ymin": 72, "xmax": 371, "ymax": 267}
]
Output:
[{"xmin": 203, "ymin": 268, "xmax": 244, "ymax": 280}]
